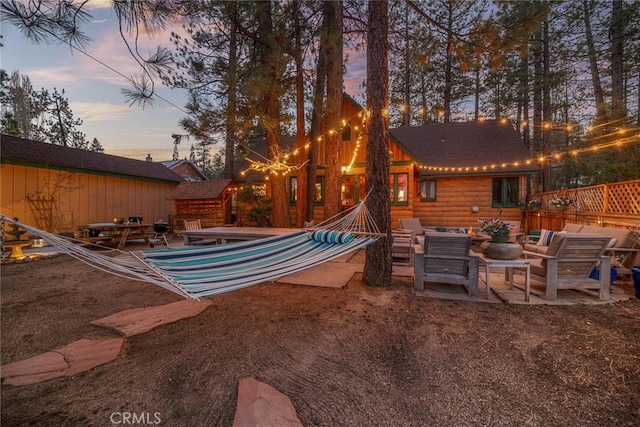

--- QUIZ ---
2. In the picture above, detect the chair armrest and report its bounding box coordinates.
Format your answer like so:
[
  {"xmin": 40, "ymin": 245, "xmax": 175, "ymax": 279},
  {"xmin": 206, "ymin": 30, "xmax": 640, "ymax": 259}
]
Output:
[
  {"xmin": 605, "ymin": 247, "xmax": 640, "ymax": 266},
  {"xmin": 522, "ymin": 250, "xmax": 554, "ymax": 259},
  {"xmin": 605, "ymin": 247, "xmax": 640, "ymax": 255}
]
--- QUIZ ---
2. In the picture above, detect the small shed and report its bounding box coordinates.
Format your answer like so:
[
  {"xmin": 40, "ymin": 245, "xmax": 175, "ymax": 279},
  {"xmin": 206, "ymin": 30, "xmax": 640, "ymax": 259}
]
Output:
[{"xmin": 168, "ymin": 179, "xmax": 236, "ymax": 232}]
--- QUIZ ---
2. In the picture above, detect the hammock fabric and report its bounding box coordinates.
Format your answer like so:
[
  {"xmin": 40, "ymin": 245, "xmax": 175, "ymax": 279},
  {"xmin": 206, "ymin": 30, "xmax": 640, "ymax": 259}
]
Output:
[{"xmin": 1, "ymin": 200, "xmax": 382, "ymax": 300}]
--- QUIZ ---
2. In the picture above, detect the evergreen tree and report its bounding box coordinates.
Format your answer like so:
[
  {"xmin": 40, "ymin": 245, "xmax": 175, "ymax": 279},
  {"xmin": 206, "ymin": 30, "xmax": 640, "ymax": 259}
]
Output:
[{"xmin": 89, "ymin": 137, "xmax": 104, "ymax": 153}]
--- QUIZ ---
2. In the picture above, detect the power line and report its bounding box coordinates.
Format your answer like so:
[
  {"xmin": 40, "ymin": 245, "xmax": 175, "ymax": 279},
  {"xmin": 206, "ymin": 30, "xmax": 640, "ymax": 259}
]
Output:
[{"xmin": 48, "ymin": 32, "xmax": 190, "ymax": 116}]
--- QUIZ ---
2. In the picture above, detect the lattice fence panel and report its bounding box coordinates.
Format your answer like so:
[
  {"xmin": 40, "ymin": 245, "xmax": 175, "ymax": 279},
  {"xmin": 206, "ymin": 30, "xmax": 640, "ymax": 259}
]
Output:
[
  {"xmin": 607, "ymin": 181, "xmax": 640, "ymax": 215},
  {"xmin": 537, "ymin": 179, "xmax": 640, "ymax": 219},
  {"xmin": 573, "ymin": 186, "xmax": 605, "ymax": 213}
]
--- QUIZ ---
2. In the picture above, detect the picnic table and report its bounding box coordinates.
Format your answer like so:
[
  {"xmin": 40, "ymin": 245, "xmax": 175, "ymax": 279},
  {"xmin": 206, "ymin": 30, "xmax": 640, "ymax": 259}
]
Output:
[{"xmin": 79, "ymin": 223, "xmax": 150, "ymax": 250}]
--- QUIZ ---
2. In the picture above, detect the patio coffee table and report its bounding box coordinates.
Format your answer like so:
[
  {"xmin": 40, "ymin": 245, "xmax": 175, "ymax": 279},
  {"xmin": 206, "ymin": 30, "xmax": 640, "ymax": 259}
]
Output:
[{"xmin": 476, "ymin": 253, "xmax": 531, "ymax": 302}]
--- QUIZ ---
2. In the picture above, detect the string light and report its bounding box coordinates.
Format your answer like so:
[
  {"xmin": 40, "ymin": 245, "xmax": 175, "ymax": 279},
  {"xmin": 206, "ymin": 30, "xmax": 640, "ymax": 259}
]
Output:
[
  {"xmin": 241, "ymin": 102, "xmax": 638, "ymax": 177},
  {"xmin": 240, "ymin": 144, "xmax": 309, "ymax": 176}
]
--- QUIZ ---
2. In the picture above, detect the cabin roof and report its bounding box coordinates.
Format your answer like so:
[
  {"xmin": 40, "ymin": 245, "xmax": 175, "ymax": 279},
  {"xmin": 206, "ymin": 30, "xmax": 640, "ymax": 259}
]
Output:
[
  {"xmin": 232, "ymin": 119, "xmax": 537, "ymax": 181},
  {"xmin": 389, "ymin": 120, "xmax": 537, "ymax": 176},
  {"xmin": 1, "ymin": 134, "xmax": 184, "ymax": 183},
  {"xmin": 167, "ymin": 179, "xmax": 233, "ymax": 200}
]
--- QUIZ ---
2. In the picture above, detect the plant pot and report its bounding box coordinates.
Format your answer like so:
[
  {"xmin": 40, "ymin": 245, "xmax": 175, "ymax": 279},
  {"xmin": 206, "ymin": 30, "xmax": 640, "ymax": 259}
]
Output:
[
  {"xmin": 491, "ymin": 234, "xmax": 509, "ymax": 243},
  {"xmin": 631, "ymin": 266, "xmax": 640, "ymax": 299},
  {"xmin": 554, "ymin": 204, "xmax": 567, "ymax": 212},
  {"xmin": 589, "ymin": 267, "xmax": 617, "ymax": 284},
  {"xmin": 480, "ymin": 241, "xmax": 523, "ymax": 260},
  {"xmin": 529, "ymin": 206, "xmax": 541, "ymax": 212}
]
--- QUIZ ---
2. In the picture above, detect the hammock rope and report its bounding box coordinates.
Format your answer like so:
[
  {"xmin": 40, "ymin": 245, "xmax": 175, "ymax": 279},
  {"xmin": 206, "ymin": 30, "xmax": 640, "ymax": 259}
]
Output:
[{"xmin": 1, "ymin": 199, "xmax": 381, "ymax": 300}]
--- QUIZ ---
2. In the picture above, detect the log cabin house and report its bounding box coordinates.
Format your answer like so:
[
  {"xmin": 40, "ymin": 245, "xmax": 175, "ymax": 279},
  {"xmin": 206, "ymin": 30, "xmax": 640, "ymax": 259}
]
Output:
[
  {"xmin": 1, "ymin": 134, "xmax": 183, "ymax": 233},
  {"xmin": 233, "ymin": 94, "xmax": 538, "ymax": 230}
]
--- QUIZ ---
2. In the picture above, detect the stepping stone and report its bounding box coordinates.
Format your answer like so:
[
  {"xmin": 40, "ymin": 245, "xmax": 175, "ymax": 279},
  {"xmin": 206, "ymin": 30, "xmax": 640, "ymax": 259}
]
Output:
[
  {"xmin": 1, "ymin": 338, "xmax": 124, "ymax": 386},
  {"xmin": 91, "ymin": 299, "xmax": 212, "ymax": 337},
  {"xmin": 233, "ymin": 377, "xmax": 303, "ymax": 427}
]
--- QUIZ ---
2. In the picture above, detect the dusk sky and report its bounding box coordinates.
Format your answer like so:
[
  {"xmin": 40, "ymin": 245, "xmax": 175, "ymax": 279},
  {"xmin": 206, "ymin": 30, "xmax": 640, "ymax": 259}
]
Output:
[{"xmin": 2, "ymin": 2, "xmax": 367, "ymax": 161}]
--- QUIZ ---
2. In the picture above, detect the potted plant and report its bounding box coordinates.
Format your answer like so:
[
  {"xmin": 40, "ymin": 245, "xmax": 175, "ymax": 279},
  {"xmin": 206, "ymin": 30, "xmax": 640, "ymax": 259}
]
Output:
[
  {"xmin": 479, "ymin": 218, "xmax": 511, "ymax": 243},
  {"xmin": 549, "ymin": 197, "xmax": 572, "ymax": 212},
  {"xmin": 589, "ymin": 255, "xmax": 622, "ymax": 285},
  {"xmin": 528, "ymin": 199, "xmax": 542, "ymax": 211}
]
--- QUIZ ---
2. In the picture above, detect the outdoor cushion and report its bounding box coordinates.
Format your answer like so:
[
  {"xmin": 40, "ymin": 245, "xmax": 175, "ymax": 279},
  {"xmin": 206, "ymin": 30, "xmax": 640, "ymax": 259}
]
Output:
[
  {"xmin": 562, "ymin": 223, "xmax": 584, "ymax": 233},
  {"xmin": 537, "ymin": 229, "xmax": 566, "ymax": 246},
  {"xmin": 309, "ymin": 230, "xmax": 355, "ymax": 244},
  {"xmin": 544, "ymin": 232, "xmax": 569, "ymax": 257}
]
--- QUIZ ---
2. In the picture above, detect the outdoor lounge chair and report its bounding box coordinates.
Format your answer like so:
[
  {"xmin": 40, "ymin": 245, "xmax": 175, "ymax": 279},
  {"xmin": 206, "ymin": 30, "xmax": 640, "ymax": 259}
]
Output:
[
  {"xmin": 414, "ymin": 232, "xmax": 479, "ymax": 296},
  {"xmin": 182, "ymin": 219, "xmax": 217, "ymax": 246},
  {"xmin": 523, "ymin": 234, "xmax": 612, "ymax": 300},
  {"xmin": 399, "ymin": 218, "xmax": 427, "ymax": 246},
  {"xmin": 391, "ymin": 229, "xmax": 416, "ymax": 266}
]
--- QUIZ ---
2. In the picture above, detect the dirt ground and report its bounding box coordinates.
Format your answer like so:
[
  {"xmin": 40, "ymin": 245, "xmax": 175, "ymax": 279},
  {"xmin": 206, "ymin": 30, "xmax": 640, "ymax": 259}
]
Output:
[{"xmin": 2, "ymin": 239, "xmax": 640, "ymax": 427}]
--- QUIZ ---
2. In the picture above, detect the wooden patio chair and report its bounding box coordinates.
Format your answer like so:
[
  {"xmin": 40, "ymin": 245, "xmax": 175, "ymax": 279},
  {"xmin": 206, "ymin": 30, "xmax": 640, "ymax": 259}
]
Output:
[
  {"xmin": 523, "ymin": 234, "xmax": 612, "ymax": 300},
  {"xmin": 399, "ymin": 218, "xmax": 427, "ymax": 246},
  {"xmin": 182, "ymin": 219, "xmax": 216, "ymax": 246},
  {"xmin": 391, "ymin": 229, "xmax": 416, "ymax": 266},
  {"xmin": 414, "ymin": 233, "xmax": 479, "ymax": 296}
]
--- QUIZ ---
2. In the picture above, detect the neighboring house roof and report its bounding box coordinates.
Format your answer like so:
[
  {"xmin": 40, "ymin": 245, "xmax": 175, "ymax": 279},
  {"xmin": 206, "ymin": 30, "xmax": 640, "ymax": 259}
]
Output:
[
  {"xmin": 167, "ymin": 179, "xmax": 233, "ymax": 200},
  {"xmin": 389, "ymin": 120, "xmax": 538, "ymax": 176},
  {"xmin": 160, "ymin": 159, "xmax": 209, "ymax": 181},
  {"xmin": 1, "ymin": 134, "xmax": 184, "ymax": 183}
]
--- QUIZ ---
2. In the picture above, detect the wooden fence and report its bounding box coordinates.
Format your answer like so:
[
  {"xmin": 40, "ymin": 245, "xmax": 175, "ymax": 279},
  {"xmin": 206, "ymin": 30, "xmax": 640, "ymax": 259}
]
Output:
[{"xmin": 525, "ymin": 179, "xmax": 640, "ymax": 232}]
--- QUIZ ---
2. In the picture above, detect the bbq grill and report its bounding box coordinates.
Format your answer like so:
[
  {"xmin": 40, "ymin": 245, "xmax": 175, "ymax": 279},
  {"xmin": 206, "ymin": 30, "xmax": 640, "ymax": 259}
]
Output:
[{"xmin": 150, "ymin": 220, "xmax": 170, "ymax": 247}]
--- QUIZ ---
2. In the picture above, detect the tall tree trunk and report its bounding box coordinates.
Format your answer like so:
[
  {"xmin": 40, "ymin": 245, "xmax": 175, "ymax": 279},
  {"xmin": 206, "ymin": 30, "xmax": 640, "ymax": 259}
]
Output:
[
  {"xmin": 402, "ymin": 2, "xmax": 411, "ymax": 127},
  {"xmin": 323, "ymin": 0, "xmax": 344, "ymax": 220},
  {"xmin": 306, "ymin": 25, "xmax": 328, "ymax": 223},
  {"xmin": 363, "ymin": 0, "xmax": 392, "ymax": 288},
  {"xmin": 520, "ymin": 46, "xmax": 530, "ymax": 149},
  {"xmin": 257, "ymin": 1, "xmax": 290, "ymax": 227},
  {"xmin": 582, "ymin": 0, "xmax": 608, "ymax": 125},
  {"xmin": 293, "ymin": 0, "xmax": 307, "ymax": 227},
  {"xmin": 443, "ymin": 2, "xmax": 454, "ymax": 123},
  {"xmin": 542, "ymin": 15, "xmax": 551, "ymax": 192},
  {"xmin": 223, "ymin": 3, "xmax": 238, "ymax": 180},
  {"xmin": 532, "ymin": 24, "xmax": 543, "ymax": 193},
  {"xmin": 474, "ymin": 65, "xmax": 480, "ymax": 120},
  {"xmin": 610, "ymin": 0, "xmax": 625, "ymax": 121}
]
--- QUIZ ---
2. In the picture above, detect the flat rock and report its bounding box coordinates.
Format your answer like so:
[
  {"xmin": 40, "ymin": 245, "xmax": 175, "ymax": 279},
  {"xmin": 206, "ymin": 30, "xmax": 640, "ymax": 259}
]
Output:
[
  {"xmin": 91, "ymin": 299, "xmax": 212, "ymax": 336},
  {"xmin": 1, "ymin": 338, "xmax": 124, "ymax": 386},
  {"xmin": 233, "ymin": 377, "xmax": 303, "ymax": 427},
  {"xmin": 277, "ymin": 261, "xmax": 362, "ymax": 288}
]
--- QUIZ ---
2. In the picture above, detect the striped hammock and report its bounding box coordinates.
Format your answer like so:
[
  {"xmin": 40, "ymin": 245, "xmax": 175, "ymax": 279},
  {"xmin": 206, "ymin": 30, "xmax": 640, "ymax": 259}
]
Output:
[{"xmin": 1, "ymin": 200, "xmax": 382, "ymax": 300}]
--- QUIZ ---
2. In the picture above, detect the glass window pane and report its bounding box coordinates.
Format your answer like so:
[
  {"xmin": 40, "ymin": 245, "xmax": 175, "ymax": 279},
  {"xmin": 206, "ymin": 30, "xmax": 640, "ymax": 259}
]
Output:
[
  {"xmin": 389, "ymin": 174, "xmax": 395, "ymax": 202},
  {"xmin": 397, "ymin": 173, "xmax": 408, "ymax": 202},
  {"xmin": 315, "ymin": 177, "xmax": 324, "ymax": 204},
  {"xmin": 342, "ymin": 176, "xmax": 355, "ymax": 206},
  {"xmin": 290, "ymin": 177, "xmax": 298, "ymax": 203},
  {"xmin": 506, "ymin": 178, "xmax": 518, "ymax": 204},
  {"xmin": 419, "ymin": 180, "xmax": 436, "ymax": 201},
  {"xmin": 358, "ymin": 175, "xmax": 366, "ymax": 202},
  {"xmin": 492, "ymin": 179, "xmax": 502, "ymax": 204}
]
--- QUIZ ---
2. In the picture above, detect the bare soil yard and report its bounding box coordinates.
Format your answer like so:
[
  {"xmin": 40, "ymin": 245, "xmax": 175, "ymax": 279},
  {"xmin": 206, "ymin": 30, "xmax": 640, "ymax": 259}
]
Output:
[{"xmin": 2, "ymin": 243, "xmax": 639, "ymax": 426}]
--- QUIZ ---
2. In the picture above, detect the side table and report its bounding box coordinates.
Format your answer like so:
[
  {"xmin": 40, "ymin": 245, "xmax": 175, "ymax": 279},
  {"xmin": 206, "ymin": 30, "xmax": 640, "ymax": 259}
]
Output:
[{"xmin": 476, "ymin": 253, "xmax": 531, "ymax": 302}]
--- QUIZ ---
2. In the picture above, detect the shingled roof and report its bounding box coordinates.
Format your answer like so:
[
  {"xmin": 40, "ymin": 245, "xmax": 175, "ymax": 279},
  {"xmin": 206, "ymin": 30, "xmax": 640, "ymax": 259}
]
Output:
[
  {"xmin": 1, "ymin": 134, "xmax": 183, "ymax": 183},
  {"xmin": 389, "ymin": 120, "xmax": 537, "ymax": 176},
  {"xmin": 232, "ymin": 120, "xmax": 536, "ymax": 181},
  {"xmin": 167, "ymin": 179, "xmax": 233, "ymax": 200}
]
